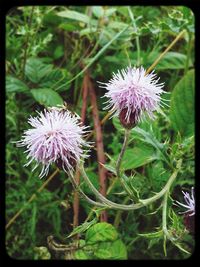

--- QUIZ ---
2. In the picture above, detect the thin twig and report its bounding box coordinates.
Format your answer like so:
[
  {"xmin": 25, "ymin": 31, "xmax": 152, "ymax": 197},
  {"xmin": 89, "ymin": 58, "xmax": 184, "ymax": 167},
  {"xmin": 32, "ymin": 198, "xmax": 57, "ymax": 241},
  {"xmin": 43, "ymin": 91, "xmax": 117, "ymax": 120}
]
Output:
[
  {"xmin": 88, "ymin": 71, "xmax": 108, "ymax": 222},
  {"xmin": 73, "ymin": 73, "xmax": 89, "ymax": 228},
  {"xmin": 146, "ymin": 30, "xmax": 186, "ymax": 75}
]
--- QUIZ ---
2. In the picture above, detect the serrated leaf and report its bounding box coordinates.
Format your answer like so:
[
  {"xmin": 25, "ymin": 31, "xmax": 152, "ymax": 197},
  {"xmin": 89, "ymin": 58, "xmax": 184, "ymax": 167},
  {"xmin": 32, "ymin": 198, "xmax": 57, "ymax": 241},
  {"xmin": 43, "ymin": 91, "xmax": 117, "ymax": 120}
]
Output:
[
  {"xmin": 101, "ymin": 163, "xmax": 116, "ymax": 175},
  {"xmin": 94, "ymin": 239, "xmax": 127, "ymax": 260},
  {"xmin": 57, "ymin": 10, "xmax": 90, "ymax": 24},
  {"xmin": 25, "ymin": 58, "xmax": 53, "ymax": 83},
  {"xmin": 132, "ymin": 126, "xmax": 164, "ymax": 151},
  {"xmin": 170, "ymin": 69, "xmax": 194, "ymax": 136},
  {"xmin": 138, "ymin": 230, "xmax": 163, "ymax": 238},
  {"xmin": 31, "ymin": 88, "xmax": 63, "ymax": 107},
  {"xmin": 6, "ymin": 76, "xmax": 29, "ymax": 93},
  {"xmin": 86, "ymin": 222, "xmax": 118, "ymax": 244}
]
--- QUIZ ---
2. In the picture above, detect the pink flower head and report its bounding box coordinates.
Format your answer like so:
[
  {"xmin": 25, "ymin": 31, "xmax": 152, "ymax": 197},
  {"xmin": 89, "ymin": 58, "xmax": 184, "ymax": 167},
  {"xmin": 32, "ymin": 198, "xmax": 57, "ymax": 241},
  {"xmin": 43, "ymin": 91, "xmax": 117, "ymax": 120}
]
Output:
[
  {"xmin": 175, "ymin": 187, "xmax": 195, "ymax": 216},
  {"xmin": 99, "ymin": 66, "xmax": 165, "ymax": 128},
  {"xmin": 16, "ymin": 107, "xmax": 90, "ymax": 178}
]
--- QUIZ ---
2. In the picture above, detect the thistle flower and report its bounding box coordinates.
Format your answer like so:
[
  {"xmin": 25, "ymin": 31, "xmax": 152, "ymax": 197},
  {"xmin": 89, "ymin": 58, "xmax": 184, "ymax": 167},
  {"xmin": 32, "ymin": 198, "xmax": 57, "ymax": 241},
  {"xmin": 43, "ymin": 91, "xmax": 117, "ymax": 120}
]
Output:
[
  {"xmin": 16, "ymin": 107, "xmax": 90, "ymax": 178},
  {"xmin": 99, "ymin": 66, "xmax": 165, "ymax": 128},
  {"xmin": 175, "ymin": 187, "xmax": 195, "ymax": 216},
  {"xmin": 175, "ymin": 187, "xmax": 195, "ymax": 233}
]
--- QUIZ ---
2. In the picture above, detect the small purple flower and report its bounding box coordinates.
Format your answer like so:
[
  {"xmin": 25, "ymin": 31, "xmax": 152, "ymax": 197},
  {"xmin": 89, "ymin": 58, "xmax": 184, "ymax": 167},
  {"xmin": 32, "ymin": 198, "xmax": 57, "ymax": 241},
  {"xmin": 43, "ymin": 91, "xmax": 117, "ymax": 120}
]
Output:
[
  {"xmin": 99, "ymin": 66, "xmax": 165, "ymax": 128},
  {"xmin": 16, "ymin": 108, "xmax": 90, "ymax": 178},
  {"xmin": 175, "ymin": 187, "xmax": 195, "ymax": 216}
]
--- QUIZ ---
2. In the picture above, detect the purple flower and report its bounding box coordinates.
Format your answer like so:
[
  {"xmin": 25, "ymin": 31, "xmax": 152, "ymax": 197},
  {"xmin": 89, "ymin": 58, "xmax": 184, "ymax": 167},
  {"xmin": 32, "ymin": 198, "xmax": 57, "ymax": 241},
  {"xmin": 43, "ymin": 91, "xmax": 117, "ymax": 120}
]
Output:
[
  {"xmin": 175, "ymin": 187, "xmax": 195, "ymax": 216},
  {"xmin": 16, "ymin": 108, "xmax": 90, "ymax": 178},
  {"xmin": 99, "ymin": 66, "xmax": 165, "ymax": 128}
]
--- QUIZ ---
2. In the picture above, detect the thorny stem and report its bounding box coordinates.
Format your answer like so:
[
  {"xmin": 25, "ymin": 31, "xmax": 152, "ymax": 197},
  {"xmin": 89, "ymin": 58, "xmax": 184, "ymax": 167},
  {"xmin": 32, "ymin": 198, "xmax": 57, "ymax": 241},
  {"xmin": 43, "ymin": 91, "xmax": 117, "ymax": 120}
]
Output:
[
  {"xmin": 79, "ymin": 159, "xmax": 182, "ymax": 211},
  {"xmin": 161, "ymin": 187, "xmax": 190, "ymax": 256},
  {"xmin": 68, "ymin": 171, "xmax": 107, "ymax": 208}
]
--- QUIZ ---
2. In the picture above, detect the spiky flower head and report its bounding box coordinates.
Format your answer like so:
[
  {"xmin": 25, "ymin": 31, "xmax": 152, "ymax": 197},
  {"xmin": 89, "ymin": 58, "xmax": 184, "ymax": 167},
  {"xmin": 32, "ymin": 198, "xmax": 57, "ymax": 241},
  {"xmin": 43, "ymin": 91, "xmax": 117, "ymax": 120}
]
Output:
[
  {"xmin": 99, "ymin": 66, "xmax": 165, "ymax": 128},
  {"xmin": 16, "ymin": 107, "xmax": 90, "ymax": 178},
  {"xmin": 175, "ymin": 187, "xmax": 195, "ymax": 216}
]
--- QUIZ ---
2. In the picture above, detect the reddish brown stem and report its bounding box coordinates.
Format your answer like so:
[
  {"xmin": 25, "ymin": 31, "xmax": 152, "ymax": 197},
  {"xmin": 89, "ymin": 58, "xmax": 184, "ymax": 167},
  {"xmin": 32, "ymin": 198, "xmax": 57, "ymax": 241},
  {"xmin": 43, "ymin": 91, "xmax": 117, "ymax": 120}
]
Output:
[
  {"xmin": 87, "ymin": 71, "xmax": 108, "ymax": 222},
  {"xmin": 73, "ymin": 74, "xmax": 89, "ymax": 228}
]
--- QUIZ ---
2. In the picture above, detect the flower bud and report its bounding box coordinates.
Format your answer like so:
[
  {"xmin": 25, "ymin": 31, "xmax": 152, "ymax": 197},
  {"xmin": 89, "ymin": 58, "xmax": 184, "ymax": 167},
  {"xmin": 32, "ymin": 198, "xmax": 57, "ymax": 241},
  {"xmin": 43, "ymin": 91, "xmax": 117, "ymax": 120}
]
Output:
[{"xmin": 119, "ymin": 108, "xmax": 139, "ymax": 129}]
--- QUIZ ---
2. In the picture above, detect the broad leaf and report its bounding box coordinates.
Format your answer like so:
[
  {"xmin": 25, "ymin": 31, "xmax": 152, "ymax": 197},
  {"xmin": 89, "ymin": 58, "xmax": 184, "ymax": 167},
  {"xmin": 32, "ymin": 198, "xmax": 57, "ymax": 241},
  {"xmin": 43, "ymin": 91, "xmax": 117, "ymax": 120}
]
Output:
[
  {"xmin": 86, "ymin": 222, "xmax": 118, "ymax": 244},
  {"xmin": 114, "ymin": 145, "xmax": 157, "ymax": 170},
  {"xmin": 94, "ymin": 239, "xmax": 127, "ymax": 260},
  {"xmin": 25, "ymin": 58, "xmax": 53, "ymax": 83},
  {"xmin": 6, "ymin": 76, "xmax": 29, "ymax": 93},
  {"xmin": 148, "ymin": 52, "xmax": 192, "ymax": 70},
  {"xmin": 170, "ymin": 69, "xmax": 194, "ymax": 136},
  {"xmin": 57, "ymin": 10, "xmax": 90, "ymax": 24},
  {"xmin": 31, "ymin": 88, "xmax": 63, "ymax": 107}
]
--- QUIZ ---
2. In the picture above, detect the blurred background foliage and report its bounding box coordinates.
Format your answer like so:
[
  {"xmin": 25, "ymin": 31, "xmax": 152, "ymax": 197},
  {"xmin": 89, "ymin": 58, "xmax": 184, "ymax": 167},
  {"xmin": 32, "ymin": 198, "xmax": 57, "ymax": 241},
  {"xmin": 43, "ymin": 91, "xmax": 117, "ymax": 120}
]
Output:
[{"xmin": 6, "ymin": 6, "xmax": 194, "ymax": 259}]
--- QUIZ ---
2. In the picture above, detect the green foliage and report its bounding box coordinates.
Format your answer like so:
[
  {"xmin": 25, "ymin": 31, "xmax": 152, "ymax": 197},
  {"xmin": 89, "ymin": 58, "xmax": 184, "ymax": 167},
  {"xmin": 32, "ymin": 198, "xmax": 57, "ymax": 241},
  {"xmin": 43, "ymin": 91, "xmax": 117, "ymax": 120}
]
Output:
[
  {"xmin": 170, "ymin": 70, "xmax": 194, "ymax": 137},
  {"xmin": 31, "ymin": 88, "xmax": 63, "ymax": 107},
  {"xmin": 6, "ymin": 5, "xmax": 194, "ymax": 260},
  {"xmin": 6, "ymin": 76, "xmax": 29, "ymax": 93},
  {"xmin": 74, "ymin": 222, "xmax": 127, "ymax": 259}
]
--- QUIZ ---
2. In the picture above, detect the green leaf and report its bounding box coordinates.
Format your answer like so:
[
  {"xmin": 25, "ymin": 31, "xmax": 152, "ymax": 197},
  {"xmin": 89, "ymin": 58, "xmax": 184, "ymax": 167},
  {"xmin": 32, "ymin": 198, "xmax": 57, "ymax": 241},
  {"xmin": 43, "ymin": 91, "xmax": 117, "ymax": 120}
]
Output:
[
  {"xmin": 74, "ymin": 249, "xmax": 90, "ymax": 260},
  {"xmin": 39, "ymin": 68, "xmax": 71, "ymax": 92},
  {"xmin": 25, "ymin": 58, "xmax": 53, "ymax": 83},
  {"xmin": 114, "ymin": 145, "xmax": 157, "ymax": 170},
  {"xmin": 94, "ymin": 239, "xmax": 127, "ymax": 260},
  {"xmin": 31, "ymin": 88, "xmax": 63, "ymax": 107},
  {"xmin": 86, "ymin": 222, "xmax": 118, "ymax": 244},
  {"xmin": 67, "ymin": 218, "xmax": 97, "ymax": 238},
  {"xmin": 57, "ymin": 10, "xmax": 90, "ymax": 24},
  {"xmin": 92, "ymin": 6, "xmax": 104, "ymax": 18},
  {"xmin": 6, "ymin": 76, "xmax": 29, "ymax": 93},
  {"xmin": 59, "ymin": 22, "xmax": 78, "ymax": 31},
  {"xmin": 104, "ymin": 8, "xmax": 117, "ymax": 17},
  {"xmin": 138, "ymin": 230, "xmax": 163, "ymax": 238},
  {"xmin": 132, "ymin": 126, "xmax": 164, "ymax": 151},
  {"xmin": 148, "ymin": 52, "xmax": 192, "ymax": 70},
  {"xmin": 53, "ymin": 45, "xmax": 64, "ymax": 60},
  {"xmin": 170, "ymin": 69, "xmax": 194, "ymax": 136}
]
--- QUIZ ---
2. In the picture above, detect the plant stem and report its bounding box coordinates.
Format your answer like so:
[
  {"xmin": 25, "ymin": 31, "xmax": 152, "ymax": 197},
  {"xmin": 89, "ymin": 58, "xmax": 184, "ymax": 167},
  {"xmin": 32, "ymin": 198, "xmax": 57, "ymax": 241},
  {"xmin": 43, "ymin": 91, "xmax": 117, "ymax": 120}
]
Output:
[
  {"xmin": 88, "ymin": 72, "xmax": 108, "ymax": 222},
  {"xmin": 116, "ymin": 129, "xmax": 134, "ymax": 198},
  {"xmin": 116, "ymin": 129, "xmax": 130, "ymax": 178},
  {"xmin": 68, "ymin": 170, "xmax": 107, "ymax": 208},
  {"xmin": 79, "ymin": 159, "xmax": 182, "ymax": 210}
]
